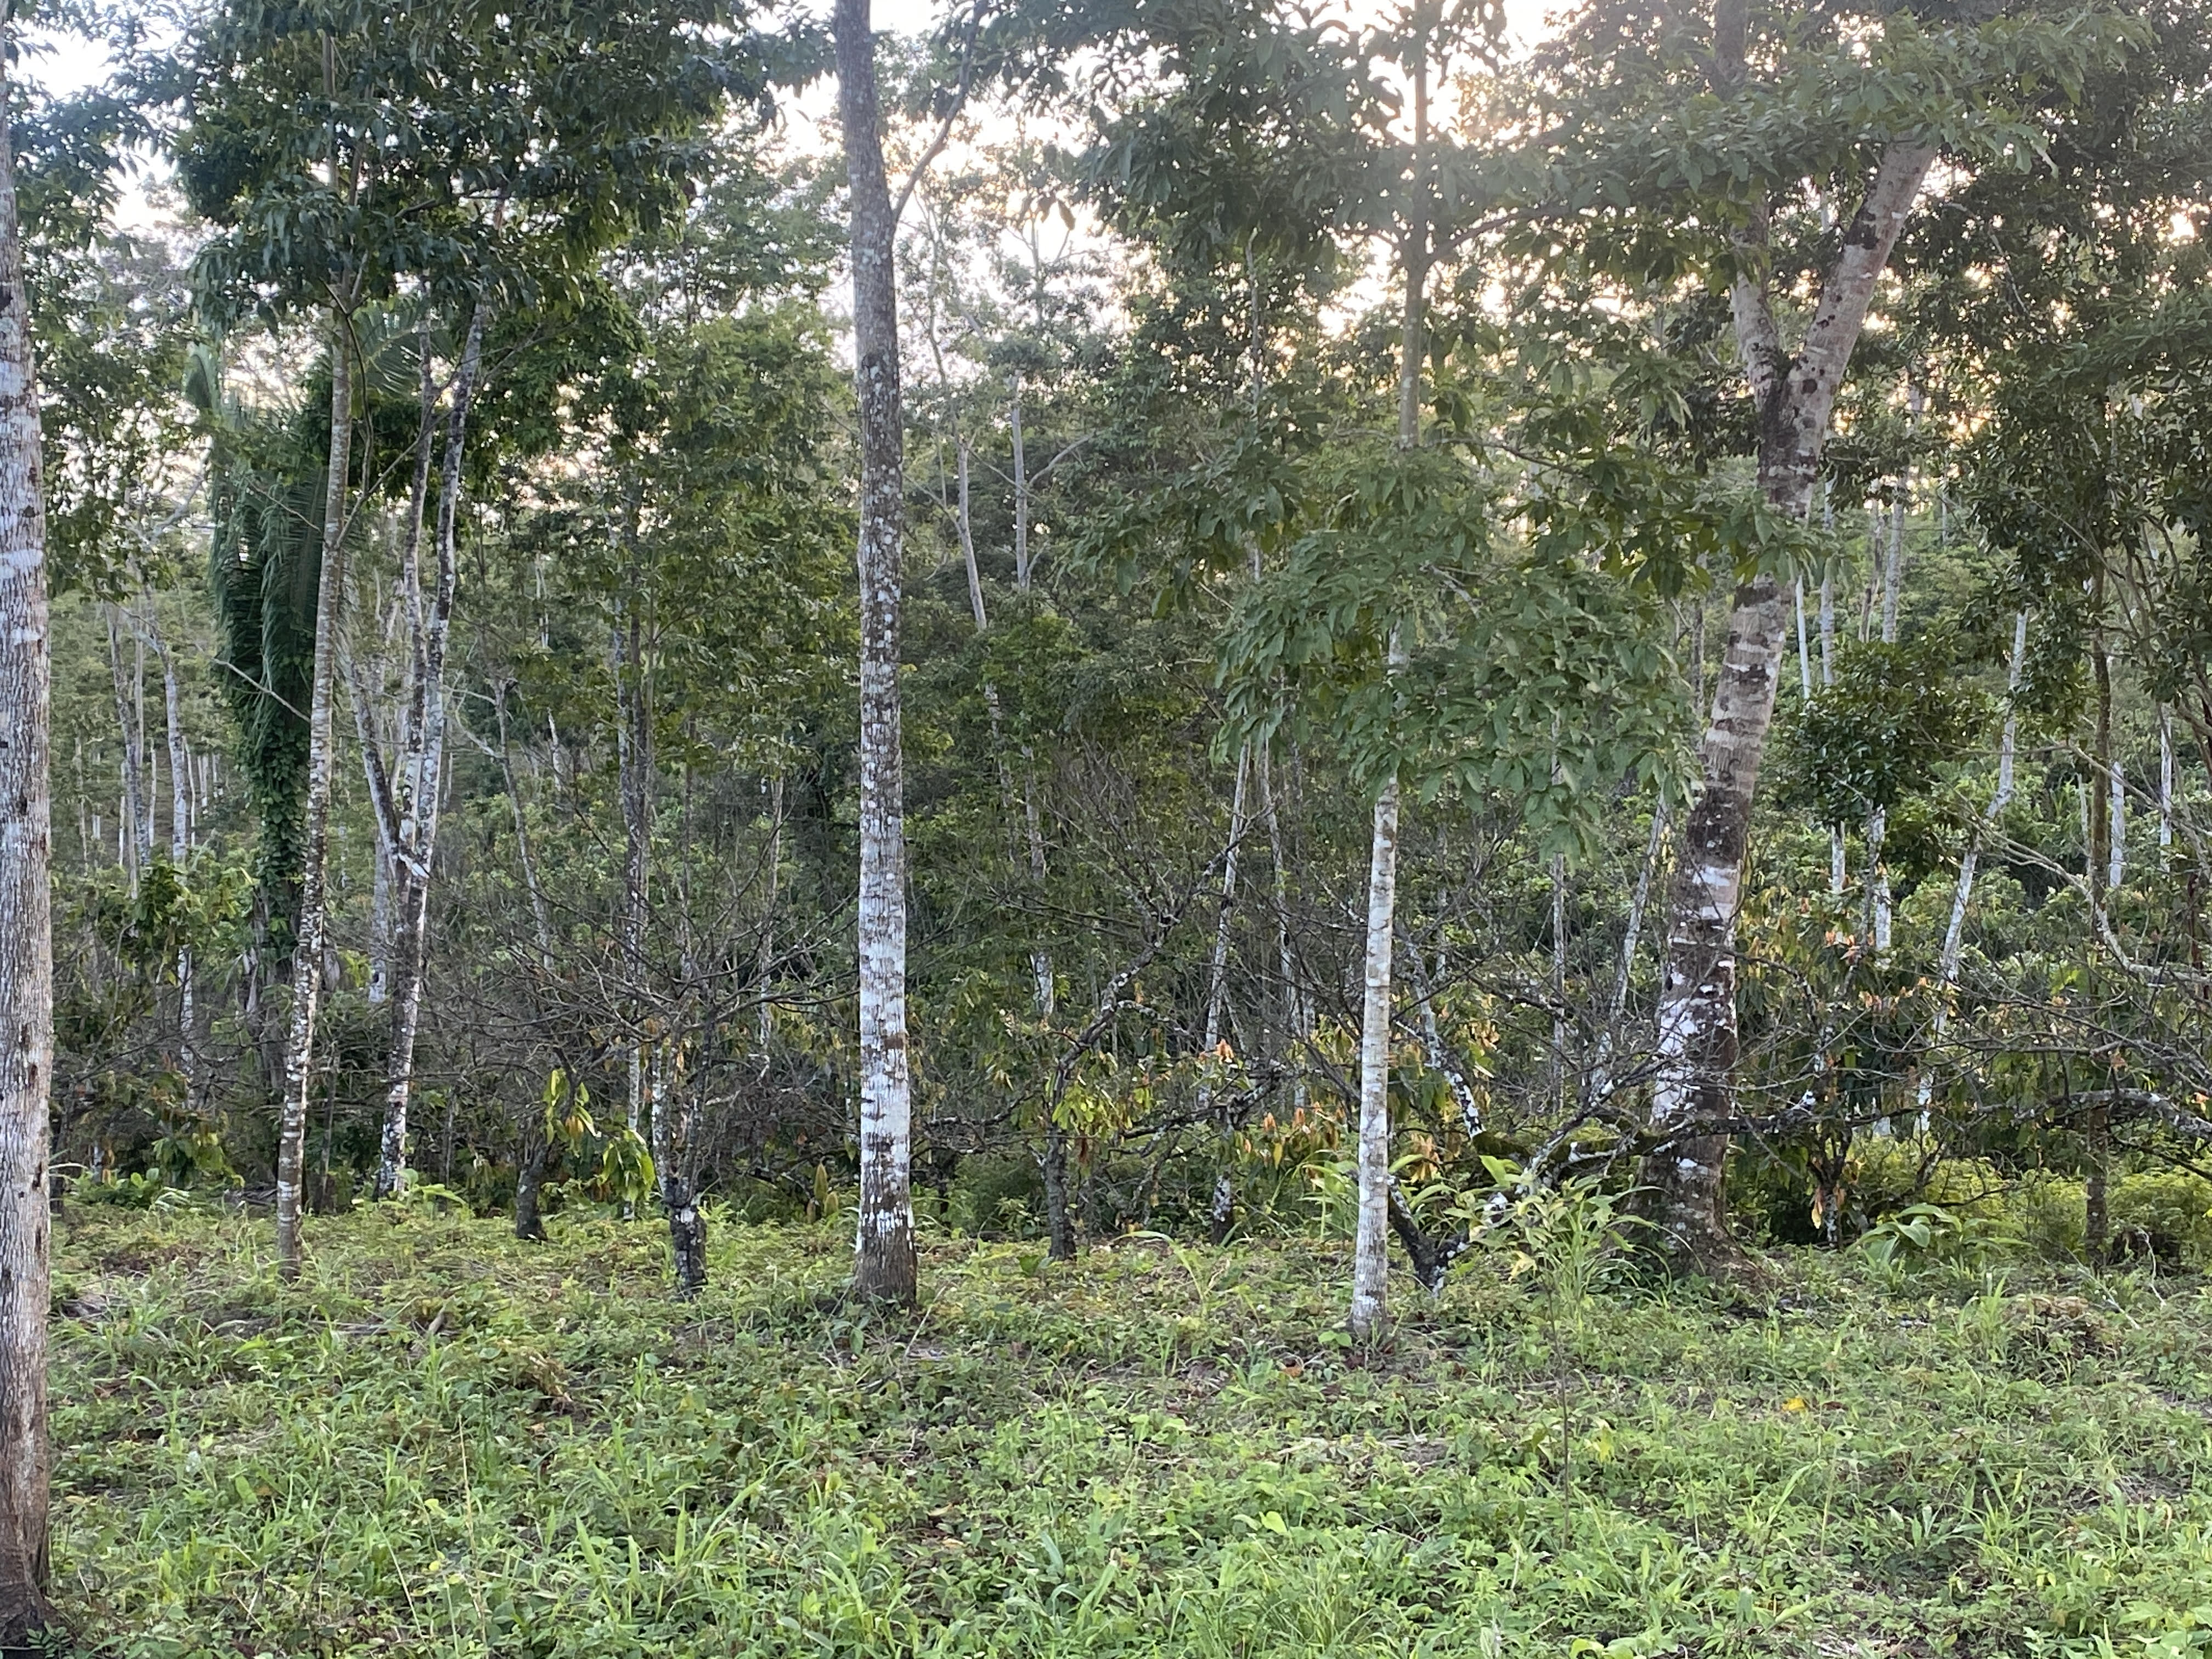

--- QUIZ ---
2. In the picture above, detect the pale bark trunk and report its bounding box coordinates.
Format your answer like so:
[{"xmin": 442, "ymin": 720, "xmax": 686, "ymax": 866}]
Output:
[
  {"xmin": 1010, "ymin": 373, "xmax": 1029, "ymax": 591},
  {"xmin": 2160, "ymin": 706, "xmax": 2174, "ymax": 854},
  {"xmin": 2109, "ymin": 754, "xmax": 2127, "ymax": 893},
  {"xmin": 614, "ymin": 603, "xmax": 650, "ymax": 1221},
  {"xmin": 1350, "ymin": 36, "xmax": 1428, "ymax": 1336},
  {"xmin": 1550, "ymin": 853, "xmax": 1570, "ymax": 1100},
  {"xmin": 1404, "ymin": 938, "xmax": 1479, "ymax": 1136},
  {"xmin": 375, "ymin": 306, "xmax": 487, "ymax": 1200},
  {"xmin": 1931, "ymin": 612, "xmax": 2026, "ymax": 1062},
  {"xmin": 839, "ymin": 0, "xmax": 917, "ymax": 1305},
  {"xmin": 1259, "ymin": 743, "xmax": 1305, "ymax": 1103},
  {"xmin": 1586, "ymin": 797, "xmax": 1668, "ymax": 1107},
  {"xmin": 0, "ymin": 51, "xmax": 53, "ymax": 1627},
  {"xmin": 1868, "ymin": 473, "xmax": 1905, "ymax": 953},
  {"xmin": 150, "ymin": 611, "xmax": 198, "ymax": 1109},
  {"xmin": 1794, "ymin": 578, "xmax": 1811, "ymax": 699},
  {"xmin": 1201, "ymin": 747, "xmax": 1250, "ymax": 1243},
  {"xmin": 1820, "ymin": 551, "xmax": 1844, "ymax": 895},
  {"xmin": 650, "ymin": 1043, "xmax": 705, "ymax": 1296},
  {"xmin": 275, "ymin": 312, "xmax": 355, "ymax": 1280},
  {"xmin": 757, "ymin": 772, "xmax": 783, "ymax": 1054},
  {"xmin": 1348, "ymin": 770, "xmax": 1401, "ymax": 1342},
  {"xmin": 1638, "ymin": 140, "xmax": 1935, "ymax": 1271},
  {"xmin": 104, "ymin": 605, "xmax": 147, "ymax": 888}
]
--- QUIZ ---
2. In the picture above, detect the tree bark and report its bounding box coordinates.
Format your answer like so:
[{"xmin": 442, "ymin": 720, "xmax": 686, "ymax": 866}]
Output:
[
  {"xmin": 275, "ymin": 311, "xmax": 356, "ymax": 1280},
  {"xmin": 375, "ymin": 304, "xmax": 487, "ymax": 1200},
  {"xmin": 103, "ymin": 604, "xmax": 148, "ymax": 888},
  {"xmin": 1637, "ymin": 140, "xmax": 1935, "ymax": 1272},
  {"xmin": 1348, "ymin": 24, "xmax": 1429, "ymax": 1343},
  {"xmin": 148, "ymin": 608, "xmax": 199, "ymax": 1111},
  {"xmin": 0, "ymin": 46, "xmax": 53, "ymax": 1631},
  {"xmin": 1348, "ymin": 769, "xmax": 1401, "ymax": 1343},
  {"xmin": 1202, "ymin": 746, "xmax": 1250, "ymax": 1243},
  {"xmin": 838, "ymin": 0, "xmax": 917, "ymax": 1306}
]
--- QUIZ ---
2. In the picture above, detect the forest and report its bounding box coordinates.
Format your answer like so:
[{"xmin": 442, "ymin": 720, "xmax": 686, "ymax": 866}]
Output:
[{"xmin": 0, "ymin": 0, "xmax": 2209, "ymax": 1650}]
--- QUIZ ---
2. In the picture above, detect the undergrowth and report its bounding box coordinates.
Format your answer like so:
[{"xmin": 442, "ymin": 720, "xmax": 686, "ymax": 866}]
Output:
[{"xmin": 49, "ymin": 1204, "xmax": 2212, "ymax": 1657}]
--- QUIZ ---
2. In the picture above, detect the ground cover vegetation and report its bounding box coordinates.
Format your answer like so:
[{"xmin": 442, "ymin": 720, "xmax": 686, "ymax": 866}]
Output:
[{"xmin": 0, "ymin": 0, "xmax": 2207, "ymax": 1646}]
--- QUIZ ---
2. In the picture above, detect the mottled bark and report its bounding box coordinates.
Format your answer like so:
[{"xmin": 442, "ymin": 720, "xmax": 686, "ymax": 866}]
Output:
[
  {"xmin": 1638, "ymin": 140, "xmax": 1936, "ymax": 1272},
  {"xmin": 0, "ymin": 50, "xmax": 52, "ymax": 1632},
  {"xmin": 650, "ymin": 1045, "xmax": 705, "ymax": 1297},
  {"xmin": 375, "ymin": 305, "xmax": 487, "ymax": 1201},
  {"xmin": 275, "ymin": 311, "xmax": 356, "ymax": 1280},
  {"xmin": 838, "ymin": 0, "xmax": 916, "ymax": 1305},
  {"xmin": 1347, "ymin": 771, "xmax": 1401, "ymax": 1343},
  {"xmin": 1202, "ymin": 747, "xmax": 1250, "ymax": 1244}
]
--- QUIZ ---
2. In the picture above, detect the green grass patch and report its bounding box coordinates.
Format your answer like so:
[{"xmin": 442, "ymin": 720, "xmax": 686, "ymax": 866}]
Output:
[{"xmin": 49, "ymin": 1206, "xmax": 2212, "ymax": 1656}]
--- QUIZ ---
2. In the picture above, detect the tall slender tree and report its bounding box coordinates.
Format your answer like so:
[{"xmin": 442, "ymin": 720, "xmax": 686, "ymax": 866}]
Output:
[
  {"xmin": 0, "ymin": 20, "xmax": 52, "ymax": 1633},
  {"xmin": 838, "ymin": 0, "xmax": 918, "ymax": 1305}
]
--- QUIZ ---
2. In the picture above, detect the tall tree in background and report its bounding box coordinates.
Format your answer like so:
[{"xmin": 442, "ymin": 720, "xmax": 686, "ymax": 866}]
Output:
[
  {"xmin": 0, "ymin": 15, "xmax": 52, "ymax": 1634},
  {"xmin": 178, "ymin": 1, "xmax": 748, "ymax": 1249},
  {"xmin": 1528, "ymin": 0, "xmax": 2140, "ymax": 1269},
  {"xmin": 838, "ymin": 0, "xmax": 917, "ymax": 1305}
]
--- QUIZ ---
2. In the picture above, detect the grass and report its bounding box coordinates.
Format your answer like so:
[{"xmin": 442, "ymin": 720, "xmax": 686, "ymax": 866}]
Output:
[{"xmin": 47, "ymin": 1200, "xmax": 2212, "ymax": 1657}]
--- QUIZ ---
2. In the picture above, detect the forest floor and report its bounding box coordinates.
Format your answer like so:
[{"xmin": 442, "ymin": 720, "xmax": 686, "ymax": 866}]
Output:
[{"xmin": 46, "ymin": 1202, "xmax": 2212, "ymax": 1658}]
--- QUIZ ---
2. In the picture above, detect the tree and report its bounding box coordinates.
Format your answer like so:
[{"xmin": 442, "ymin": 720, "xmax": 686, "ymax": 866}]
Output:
[
  {"xmin": 0, "ymin": 15, "xmax": 52, "ymax": 1637},
  {"xmin": 838, "ymin": 0, "xmax": 918, "ymax": 1305},
  {"xmin": 1520, "ymin": 0, "xmax": 2141, "ymax": 1269},
  {"xmin": 176, "ymin": 0, "xmax": 751, "ymax": 1261}
]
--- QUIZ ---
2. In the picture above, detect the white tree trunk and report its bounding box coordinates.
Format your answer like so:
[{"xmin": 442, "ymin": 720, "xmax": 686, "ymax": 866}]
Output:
[
  {"xmin": 375, "ymin": 306, "xmax": 487, "ymax": 1200},
  {"xmin": 2160, "ymin": 706, "xmax": 2174, "ymax": 853},
  {"xmin": 1922, "ymin": 611, "xmax": 2029, "ymax": 1118},
  {"xmin": 1348, "ymin": 771, "xmax": 1401, "ymax": 1343},
  {"xmin": 1640, "ymin": 139, "xmax": 1935, "ymax": 1269},
  {"xmin": 839, "ymin": 0, "xmax": 916, "ymax": 1304},
  {"xmin": 1201, "ymin": 747, "xmax": 1250, "ymax": 1241},
  {"xmin": 0, "ymin": 52, "xmax": 53, "ymax": 1627},
  {"xmin": 2109, "ymin": 754, "xmax": 2127, "ymax": 893},
  {"xmin": 103, "ymin": 605, "xmax": 147, "ymax": 889},
  {"xmin": 275, "ymin": 313, "xmax": 355, "ymax": 1279},
  {"xmin": 149, "ymin": 610, "xmax": 198, "ymax": 1109}
]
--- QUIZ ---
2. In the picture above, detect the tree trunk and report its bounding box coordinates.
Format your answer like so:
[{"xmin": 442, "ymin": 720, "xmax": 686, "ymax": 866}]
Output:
[
  {"xmin": 103, "ymin": 604, "xmax": 147, "ymax": 889},
  {"xmin": 650, "ymin": 1045, "xmax": 706, "ymax": 1297},
  {"xmin": 838, "ymin": 0, "xmax": 916, "ymax": 1306},
  {"xmin": 275, "ymin": 312, "xmax": 355, "ymax": 1280},
  {"xmin": 0, "ymin": 50, "xmax": 54, "ymax": 1632},
  {"xmin": 145, "ymin": 606, "xmax": 199, "ymax": 1111},
  {"xmin": 376, "ymin": 306, "xmax": 487, "ymax": 1200},
  {"xmin": 1348, "ymin": 770, "xmax": 1402, "ymax": 1343},
  {"xmin": 513, "ymin": 1133, "xmax": 552, "ymax": 1242},
  {"xmin": 1203, "ymin": 747, "xmax": 1250, "ymax": 1243},
  {"xmin": 1637, "ymin": 140, "xmax": 1935, "ymax": 1272},
  {"xmin": 1010, "ymin": 373, "xmax": 1030, "ymax": 591},
  {"xmin": 1349, "ymin": 29, "xmax": 1429, "ymax": 1342}
]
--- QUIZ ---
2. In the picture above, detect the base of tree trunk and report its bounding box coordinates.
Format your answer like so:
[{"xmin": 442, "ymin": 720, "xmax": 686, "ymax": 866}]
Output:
[
  {"xmin": 1207, "ymin": 1171, "xmax": 1234, "ymax": 1246},
  {"xmin": 1632, "ymin": 1136, "xmax": 1761, "ymax": 1282},
  {"xmin": 0, "ymin": 1590, "xmax": 52, "ymax": 1657},
  {"xmin": 513, "ymin": 1140, "xmax": 552, "ymax": 1242},
  {"xmin": 1041, "ymin": 1132, "xmax": 1076, "ymax": 1261},
  {"xmin": 667, "ymin": 1198, "xmax": 707, "ymax": 1300},
  {"xmin": 851, "ymin": 1232, "xmax": 917, "ymax": 1306}
]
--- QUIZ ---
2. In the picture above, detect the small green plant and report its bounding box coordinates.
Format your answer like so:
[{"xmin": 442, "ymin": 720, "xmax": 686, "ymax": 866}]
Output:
[{"xmin": 1861, "ymin": 1201, "xmax": 2019, "ymax": 1274}]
